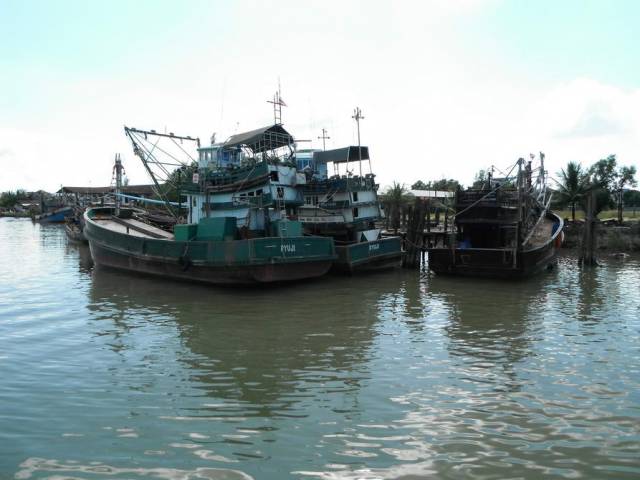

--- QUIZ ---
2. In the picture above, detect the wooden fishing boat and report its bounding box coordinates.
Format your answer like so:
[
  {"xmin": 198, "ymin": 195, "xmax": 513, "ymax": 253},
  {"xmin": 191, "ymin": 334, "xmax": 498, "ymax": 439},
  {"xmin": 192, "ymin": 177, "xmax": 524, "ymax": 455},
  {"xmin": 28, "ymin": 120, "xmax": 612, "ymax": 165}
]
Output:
[
  {"xmin": 65, "ymin": 220, "xmax": 87, "ymax": 243},
  {"xmin": 84, "ymin": 125, "xmax": 337, "ymax": 285},
  {"xmin": 84, "ymin": 206, "xmax": 335, "ymax": 285},
  {"xmin": 428, "ymin": 155, "xmax": 564, "ymax": 279}
]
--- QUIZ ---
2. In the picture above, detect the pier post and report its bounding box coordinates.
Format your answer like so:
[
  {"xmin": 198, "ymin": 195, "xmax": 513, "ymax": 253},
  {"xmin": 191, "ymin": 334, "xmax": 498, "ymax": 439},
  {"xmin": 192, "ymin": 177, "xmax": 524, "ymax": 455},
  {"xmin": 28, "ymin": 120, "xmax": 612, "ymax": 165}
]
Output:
[
  {"xmin": 403, "ymin": 198, "xmax": 428, "ymax": 269},
  {"xmin": 580, "ymin": 190, "xmax": 597, "ymax": 266}
]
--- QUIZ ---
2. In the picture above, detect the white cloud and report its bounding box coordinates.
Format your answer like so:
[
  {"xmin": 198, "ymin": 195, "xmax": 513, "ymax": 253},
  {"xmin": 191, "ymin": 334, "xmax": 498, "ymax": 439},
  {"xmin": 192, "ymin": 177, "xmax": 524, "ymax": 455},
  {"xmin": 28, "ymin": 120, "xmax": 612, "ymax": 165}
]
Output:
[{"xmin": 1, "ymin": 1, "xmax": 638, "ymax": 194}]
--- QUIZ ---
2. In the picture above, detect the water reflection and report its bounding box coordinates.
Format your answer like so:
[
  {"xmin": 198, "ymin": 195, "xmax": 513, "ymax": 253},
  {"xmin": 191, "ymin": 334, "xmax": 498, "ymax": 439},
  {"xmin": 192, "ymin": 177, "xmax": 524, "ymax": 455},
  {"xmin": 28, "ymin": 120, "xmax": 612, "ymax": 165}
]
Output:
[
  {"xmin": 430, "ymin": 273, "xmax": 551, "ymax": 378},
  {"xmin": 85, "ymin": 266, "xmax": 410, "ymax": 419}
]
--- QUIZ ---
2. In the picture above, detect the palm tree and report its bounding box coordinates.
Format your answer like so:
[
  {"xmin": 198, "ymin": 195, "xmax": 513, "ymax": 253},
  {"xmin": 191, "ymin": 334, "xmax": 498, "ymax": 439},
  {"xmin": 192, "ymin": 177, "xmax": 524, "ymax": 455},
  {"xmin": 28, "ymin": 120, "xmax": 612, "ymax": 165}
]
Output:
[
  {"xmin": 381, "ymin": 182, "xmax": 411, "ymax": 234},
  {"xmin": 557, "ymin": 161, "xmax": 586, "ymax": 221}
]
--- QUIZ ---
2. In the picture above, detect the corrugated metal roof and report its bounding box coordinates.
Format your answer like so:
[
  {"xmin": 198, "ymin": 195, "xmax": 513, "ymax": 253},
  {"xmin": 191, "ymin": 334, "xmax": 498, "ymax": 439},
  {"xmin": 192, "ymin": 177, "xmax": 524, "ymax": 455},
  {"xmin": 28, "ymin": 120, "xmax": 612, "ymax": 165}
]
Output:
[
  {"xmin": 313, "ymin": 146, "xmax": 369, "ymax": 164},
  {"xmin": 223, "ymin": 124, "xmax": 293, "ymax": 153}
]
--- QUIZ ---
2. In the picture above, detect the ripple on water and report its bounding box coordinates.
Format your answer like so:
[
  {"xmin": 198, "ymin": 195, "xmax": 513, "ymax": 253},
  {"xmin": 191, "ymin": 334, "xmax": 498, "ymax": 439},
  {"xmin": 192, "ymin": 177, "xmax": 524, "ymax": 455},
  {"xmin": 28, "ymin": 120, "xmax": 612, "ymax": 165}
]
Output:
[{"xmin": 1, "ymin": 223, "xmax": 640, "ymax": 479}]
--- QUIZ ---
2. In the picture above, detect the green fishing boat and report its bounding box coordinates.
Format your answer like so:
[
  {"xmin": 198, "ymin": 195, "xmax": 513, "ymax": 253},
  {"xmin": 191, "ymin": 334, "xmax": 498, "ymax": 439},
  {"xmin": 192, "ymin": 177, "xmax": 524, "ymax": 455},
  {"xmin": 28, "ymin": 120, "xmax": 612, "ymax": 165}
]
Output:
[
  {"xmin": 295, "ymin": 112, "xmax": 402, "ymax": 273},
  {"xmin": 84, "ymin": 125, "xmax": 336, "ymax": 285}
]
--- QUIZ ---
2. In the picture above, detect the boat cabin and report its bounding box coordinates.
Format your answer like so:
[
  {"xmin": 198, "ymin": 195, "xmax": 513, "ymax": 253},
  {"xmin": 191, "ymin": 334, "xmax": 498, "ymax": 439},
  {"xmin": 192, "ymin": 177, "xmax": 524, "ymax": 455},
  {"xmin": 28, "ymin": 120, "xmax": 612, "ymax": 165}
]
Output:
[
  {"xmin": 298, "ymin": 146, "xmax": 382, "ymax": 241},
  {"xmin": 184, "ymin": 125, "xmax": 305, "ymax": 236}
]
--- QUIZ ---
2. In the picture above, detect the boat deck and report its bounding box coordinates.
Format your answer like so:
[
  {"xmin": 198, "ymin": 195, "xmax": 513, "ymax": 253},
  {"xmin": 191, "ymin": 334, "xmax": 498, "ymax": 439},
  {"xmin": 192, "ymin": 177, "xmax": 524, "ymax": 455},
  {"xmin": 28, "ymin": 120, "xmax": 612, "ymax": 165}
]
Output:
[
  {"xmin": 94, "ymin": 216, "xmax": 174, "ymax": 240},
  {"xmin": 524, "ymin": 217, "xmax": 553, "ymax": 249}
]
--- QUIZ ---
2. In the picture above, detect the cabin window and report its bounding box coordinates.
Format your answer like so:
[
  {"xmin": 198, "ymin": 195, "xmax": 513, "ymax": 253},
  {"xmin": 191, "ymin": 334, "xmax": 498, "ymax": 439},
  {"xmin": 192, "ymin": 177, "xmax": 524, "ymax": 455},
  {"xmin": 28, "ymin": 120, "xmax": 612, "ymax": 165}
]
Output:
[
  {"xmin": 270, "ymin": 171, "xmax": 279, "ymax": 182},
  {"xmin": 248, "ymin": 191, "xmax": 255, "ymax": 197},
  {"xmin": 192, "ymin": 197, "xmax": 197, "ymax": 207},
  {"xmin": 277, "ymin": 187, "xmax": 285, "ymax": 198},
  {"xmin": 256, "ymin": 189, "xmax": 263, "ymax": 196},
  {"xmin": 352, "ymin": 191, "xmax": 359, "ymax": 202},
  {"xmin": 353, "ymin": 207, "xmax": 359, "ymax": 218}
]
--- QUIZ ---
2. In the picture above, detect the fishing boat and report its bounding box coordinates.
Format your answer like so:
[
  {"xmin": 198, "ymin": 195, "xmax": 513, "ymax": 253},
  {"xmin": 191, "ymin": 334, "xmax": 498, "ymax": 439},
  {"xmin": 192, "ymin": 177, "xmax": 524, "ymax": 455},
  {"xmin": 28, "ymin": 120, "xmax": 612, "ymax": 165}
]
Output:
[
  {"xmin": 64, "ymin": 218, "xmax": 87, "ymax": 243},
  {"xmin": 428, "ymin": 155, "xmax": 564, "ymax": 278},
  {"xmin": 295, "ymin": 112, "xmax": 402, "ymax": 273},
  {"xmin": 297, "ymin": 146, "xmax": 401, "ymax": 273},
  {"xmin": 84, "ymin": 125, "xmax": 336, "ymax": 285},
  {"xmin": 35, "ymin": 206, "xmax": 73, "ymax": 223}
]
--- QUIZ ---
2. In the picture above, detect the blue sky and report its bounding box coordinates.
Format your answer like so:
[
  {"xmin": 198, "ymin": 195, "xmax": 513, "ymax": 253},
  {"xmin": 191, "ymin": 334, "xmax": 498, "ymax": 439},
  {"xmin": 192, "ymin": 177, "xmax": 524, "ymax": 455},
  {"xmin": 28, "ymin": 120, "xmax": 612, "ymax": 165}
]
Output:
[{"xmin": 1, "ymin": 0, "xmax": 639, "ymax": 191}]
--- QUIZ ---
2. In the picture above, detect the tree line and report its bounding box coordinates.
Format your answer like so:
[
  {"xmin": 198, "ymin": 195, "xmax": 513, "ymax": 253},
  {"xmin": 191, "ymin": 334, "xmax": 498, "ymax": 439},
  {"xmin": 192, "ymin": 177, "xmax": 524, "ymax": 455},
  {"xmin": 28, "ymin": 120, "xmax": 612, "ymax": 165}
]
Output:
[{"xmin": 556, "ymin": 154, "xmax": 637, "ymax": 223}]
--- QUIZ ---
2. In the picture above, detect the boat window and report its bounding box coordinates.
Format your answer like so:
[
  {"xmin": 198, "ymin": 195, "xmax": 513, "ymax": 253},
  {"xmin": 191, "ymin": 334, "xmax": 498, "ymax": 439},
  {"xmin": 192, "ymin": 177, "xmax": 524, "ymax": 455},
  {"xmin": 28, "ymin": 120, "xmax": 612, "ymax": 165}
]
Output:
[
  {"xmin": 352, "ymin": 192, "xmax": 359, "ymax": 202},
  {"xmin": 277, "ymin": 187, "xmax": 285, "ymax": 198},
  {"xmin": 353, "ymin": 207, "xmax": 359, "ymax": 218},
  {"xmin": 256, "ymin": 189, "xmax": 263, "ymax": 196},
  {"xmin": 270, "ymin": 171, "xmax": 279, "ymax": 182},
  {"xmin": 248, "ymin": 191, "xmax": 255, "ymax": 197}
]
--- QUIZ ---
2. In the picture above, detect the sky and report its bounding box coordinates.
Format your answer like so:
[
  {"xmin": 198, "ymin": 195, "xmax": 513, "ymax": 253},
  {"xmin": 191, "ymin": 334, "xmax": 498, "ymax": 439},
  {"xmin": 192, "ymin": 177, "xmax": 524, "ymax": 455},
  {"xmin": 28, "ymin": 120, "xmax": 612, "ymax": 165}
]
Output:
[{"xmin": 1, "ymin": 0, "xmax": 639, "ymax": 192}]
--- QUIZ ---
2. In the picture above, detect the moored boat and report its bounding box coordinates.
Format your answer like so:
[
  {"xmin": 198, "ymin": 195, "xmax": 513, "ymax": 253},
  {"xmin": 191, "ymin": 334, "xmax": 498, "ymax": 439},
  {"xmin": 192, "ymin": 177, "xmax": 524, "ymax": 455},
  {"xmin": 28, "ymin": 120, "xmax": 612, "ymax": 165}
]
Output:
[
  {"xmin": 296, "ymin": 141, "xmax": 402, "ymax": 273},
  {"xmin": 65, "ymin": 219, "xmax": 87, "ymax": 243},
  {"xmin": 84, "ymin": 124, "xmax": 336, "ymax": 285},
  {"xmin": 84, "ymin": 206, "xmax": 335, "ymax": 285},
  {"xmin": 428, "ymin": 155, "xmax": 564, "ymax": 279},
  {"xmin": 35, "ymin": 206, "xmax": 73, "ymax": 223}
]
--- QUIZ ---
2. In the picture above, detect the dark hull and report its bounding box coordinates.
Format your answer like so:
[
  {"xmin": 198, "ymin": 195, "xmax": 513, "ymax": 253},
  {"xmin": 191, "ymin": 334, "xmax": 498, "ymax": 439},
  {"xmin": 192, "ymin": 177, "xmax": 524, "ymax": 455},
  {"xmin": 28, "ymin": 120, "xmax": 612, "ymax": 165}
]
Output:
[
  {"xmin": 65, "ymin": 223, "xmax": 87, "ymax": 243},
  {"xmin": 428, "ymin": 213, "xmax": 563, "ymax": 279}
]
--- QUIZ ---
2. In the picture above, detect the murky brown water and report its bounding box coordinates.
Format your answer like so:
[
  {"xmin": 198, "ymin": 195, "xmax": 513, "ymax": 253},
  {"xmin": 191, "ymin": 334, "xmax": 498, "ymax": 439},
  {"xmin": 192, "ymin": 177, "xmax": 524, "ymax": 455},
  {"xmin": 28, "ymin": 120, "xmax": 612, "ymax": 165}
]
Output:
[{"xmin": 1, "ymin": 218, "xmax": 639, "ymax": 479}]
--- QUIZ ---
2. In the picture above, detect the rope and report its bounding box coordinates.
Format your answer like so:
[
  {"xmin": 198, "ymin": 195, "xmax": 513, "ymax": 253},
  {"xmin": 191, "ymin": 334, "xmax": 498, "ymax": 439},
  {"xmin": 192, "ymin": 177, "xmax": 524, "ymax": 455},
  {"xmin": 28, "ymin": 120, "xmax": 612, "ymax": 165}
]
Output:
[{"xmin": 452, "ymin": 159, "xmax": 520, "ymax": 220}]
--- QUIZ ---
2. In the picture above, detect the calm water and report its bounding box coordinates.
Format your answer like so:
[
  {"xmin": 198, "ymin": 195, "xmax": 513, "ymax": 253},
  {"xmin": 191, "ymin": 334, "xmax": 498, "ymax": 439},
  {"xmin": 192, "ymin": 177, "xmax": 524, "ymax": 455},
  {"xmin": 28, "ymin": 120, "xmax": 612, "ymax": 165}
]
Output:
[{"xmin": 1, "ymin": 218, "xmax": 639, "ymax": 480}]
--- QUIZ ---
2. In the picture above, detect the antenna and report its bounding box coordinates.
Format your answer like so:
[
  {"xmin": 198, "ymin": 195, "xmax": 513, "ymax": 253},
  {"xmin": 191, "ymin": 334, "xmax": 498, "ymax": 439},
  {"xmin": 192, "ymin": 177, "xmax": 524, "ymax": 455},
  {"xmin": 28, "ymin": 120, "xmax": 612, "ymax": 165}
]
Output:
[
  {"xmin": 266, "ymin": 80, "xmax": 287, "ymax": 125},
  {"xmin": 317, "ymin": 128, "xmax": 330, "ymax": 151},
  {"xmin": 352, "ymin": 107, "xmax": 365, "ymax": 177}
]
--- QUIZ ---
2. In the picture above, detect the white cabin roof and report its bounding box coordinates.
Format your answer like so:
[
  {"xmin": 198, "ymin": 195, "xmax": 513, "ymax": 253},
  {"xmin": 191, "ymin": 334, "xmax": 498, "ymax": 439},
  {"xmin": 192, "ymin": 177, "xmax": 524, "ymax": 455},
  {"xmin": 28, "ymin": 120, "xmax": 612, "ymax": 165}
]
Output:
[{"xmin": 410, "ymin": 190, "xmax": 455, "ymax": 199}]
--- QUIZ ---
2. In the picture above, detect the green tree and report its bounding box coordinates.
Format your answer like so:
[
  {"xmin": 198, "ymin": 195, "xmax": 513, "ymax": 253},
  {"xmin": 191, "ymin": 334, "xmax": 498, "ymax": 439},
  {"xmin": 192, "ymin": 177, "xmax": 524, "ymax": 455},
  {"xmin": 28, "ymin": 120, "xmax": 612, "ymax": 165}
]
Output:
[
  {"xmin": 581, "ymin": 155, "xmax": 617, "ymax": 216},
  {"xmin": 430, "ymin": 178, "xmax": 460, "ymax": 191},
  {"xmin": 472, "ymin": 169, "xmax": 487, "ymax": 188},
  {"xmin": 615, "ymin": 165, "xmax": 637, "ymax": 223},
  {"xmin": 0, "ymin": 190, "xmax": 26, "ymax": 208},
  {"xmin": 556, "ymin": 161, "xmax": 587, "ymax": 221},
  {"xmin": 381, "ymin": 182, "xmax": 413, "ymax": 234},
  {"xmin": 411, "ymin": 179, "xmax": 461, "ymax": 191}
]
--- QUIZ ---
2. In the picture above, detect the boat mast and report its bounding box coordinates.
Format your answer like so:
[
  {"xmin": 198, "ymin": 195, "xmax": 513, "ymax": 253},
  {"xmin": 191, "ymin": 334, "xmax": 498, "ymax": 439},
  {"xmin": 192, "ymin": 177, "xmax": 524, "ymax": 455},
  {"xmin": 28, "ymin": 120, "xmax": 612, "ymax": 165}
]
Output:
[
  {"xmin": 318, "ymin": 128, "xmax": 330, "ymax": 151},
  {"xmin": 114, "ymin": 153, "xmax": 124, "ymax": 217},
  {"xmin": 352, "ymin": 107, "xmax": 364, "ymax": 177},
  {"xmin": 514, "ymin": 157, "xmax": 523, "ymax": 269},
  {"xmin": 124, "ymin": 127, "xmax": 199, "ymax": 220}
]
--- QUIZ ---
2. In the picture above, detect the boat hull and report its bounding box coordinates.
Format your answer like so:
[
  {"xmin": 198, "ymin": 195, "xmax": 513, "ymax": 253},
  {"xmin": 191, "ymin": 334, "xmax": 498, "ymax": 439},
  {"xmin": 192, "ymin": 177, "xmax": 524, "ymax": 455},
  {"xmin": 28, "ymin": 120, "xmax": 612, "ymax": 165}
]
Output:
[
  {"xmin": 333, "ymin": 237, "xmax": 402, "ymax": 274},
  {"xmin": 36, "ymin": 207, "xmax": 73, "ymax": 223},
  {"xmin": 428, "ymin": 213, "xmax": 564, "ymax": 279},
  {"xmin": 65, "ymin": 223, "xmax": 87, "ymax": 243},
  {"xmin": 84, "ymin": 208, "xmax": 336, "ymax": 285}
]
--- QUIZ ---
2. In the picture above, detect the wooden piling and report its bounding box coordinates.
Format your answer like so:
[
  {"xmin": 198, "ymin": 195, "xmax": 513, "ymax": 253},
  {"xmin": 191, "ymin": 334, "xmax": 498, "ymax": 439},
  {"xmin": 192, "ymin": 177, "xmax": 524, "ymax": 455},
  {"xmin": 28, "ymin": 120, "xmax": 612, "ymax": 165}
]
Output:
[
  {"xmin": 580, "ymin": 190, "xmax": 597, "ymax": 266},
  {"xmin": 402, "ymin": 198, "xmax": 428, "ymax": 269}
]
